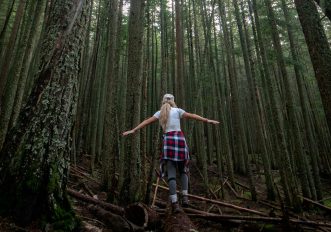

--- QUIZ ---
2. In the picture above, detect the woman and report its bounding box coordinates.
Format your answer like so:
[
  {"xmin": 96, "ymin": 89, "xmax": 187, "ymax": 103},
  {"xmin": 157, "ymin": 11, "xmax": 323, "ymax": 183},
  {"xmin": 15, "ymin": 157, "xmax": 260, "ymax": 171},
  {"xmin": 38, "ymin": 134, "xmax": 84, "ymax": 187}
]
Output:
[{"xmin": 122, "ymin": 94, "xmax": 219, "ymax": 213}]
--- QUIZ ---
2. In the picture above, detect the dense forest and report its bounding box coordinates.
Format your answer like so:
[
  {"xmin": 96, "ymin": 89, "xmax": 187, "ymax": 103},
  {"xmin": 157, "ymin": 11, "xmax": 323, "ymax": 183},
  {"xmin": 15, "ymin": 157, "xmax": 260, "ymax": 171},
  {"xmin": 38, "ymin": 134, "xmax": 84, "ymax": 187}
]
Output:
[{"xmin": 0, "ymin": 0, "xmax": 331, "ymax": 231}]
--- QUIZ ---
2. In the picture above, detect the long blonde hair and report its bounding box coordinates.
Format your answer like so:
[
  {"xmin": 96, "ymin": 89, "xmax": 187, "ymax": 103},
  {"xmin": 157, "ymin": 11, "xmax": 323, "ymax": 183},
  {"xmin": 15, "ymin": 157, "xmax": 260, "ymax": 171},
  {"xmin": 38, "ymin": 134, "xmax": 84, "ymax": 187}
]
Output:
[{"xmin": 159, "ymin": 99, "xmax": 177, "ymax": 131}]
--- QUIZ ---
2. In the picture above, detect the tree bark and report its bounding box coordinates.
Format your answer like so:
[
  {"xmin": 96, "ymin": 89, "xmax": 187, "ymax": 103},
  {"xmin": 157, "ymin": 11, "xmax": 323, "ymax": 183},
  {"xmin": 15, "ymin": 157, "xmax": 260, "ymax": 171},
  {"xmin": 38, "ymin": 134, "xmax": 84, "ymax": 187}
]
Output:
[{"xmin": 0, "ymin": 0, "xmax": 89, "ymax": 228}]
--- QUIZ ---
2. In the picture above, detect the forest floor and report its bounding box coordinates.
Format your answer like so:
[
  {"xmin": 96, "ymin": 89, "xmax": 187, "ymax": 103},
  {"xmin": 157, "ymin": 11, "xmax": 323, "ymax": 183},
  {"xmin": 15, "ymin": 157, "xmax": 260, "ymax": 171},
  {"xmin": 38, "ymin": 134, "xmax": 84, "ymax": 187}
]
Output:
[
  {"xmin": 68, "ymin": 155, "xmax": 331, "ymax": 232},
  {"xmin": 1, "ymin": 154, "xmax": 331, "ymax": 231}
]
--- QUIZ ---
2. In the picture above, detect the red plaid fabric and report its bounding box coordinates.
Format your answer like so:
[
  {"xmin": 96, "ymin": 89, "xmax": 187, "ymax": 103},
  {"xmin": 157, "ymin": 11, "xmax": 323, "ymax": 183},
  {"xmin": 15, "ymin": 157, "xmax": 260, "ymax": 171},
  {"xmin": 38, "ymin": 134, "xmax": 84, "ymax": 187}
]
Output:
[{"xmin": 161, "ymin": 131, "xmax": 189, "ymax": 161}]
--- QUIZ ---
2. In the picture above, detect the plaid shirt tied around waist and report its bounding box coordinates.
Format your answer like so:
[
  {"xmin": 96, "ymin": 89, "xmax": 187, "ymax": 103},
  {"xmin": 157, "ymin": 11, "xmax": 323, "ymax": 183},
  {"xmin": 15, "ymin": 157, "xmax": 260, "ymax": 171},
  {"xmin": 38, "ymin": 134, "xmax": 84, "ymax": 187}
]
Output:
[{"xmin": 162, "ymin": 131, "xmax": 190, "ymax": 161}]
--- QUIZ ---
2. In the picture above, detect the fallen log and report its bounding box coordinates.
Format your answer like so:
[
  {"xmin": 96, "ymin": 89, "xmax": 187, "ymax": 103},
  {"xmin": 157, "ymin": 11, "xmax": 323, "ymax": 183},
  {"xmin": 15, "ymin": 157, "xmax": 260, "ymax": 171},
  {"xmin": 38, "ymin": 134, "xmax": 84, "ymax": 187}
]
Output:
[
  {"xmin": 67, "ymin": 188, "xmax": 124, "ymax": 215},
  {"xmin": 163, "ymin": 208, "xmax": 198, "ymax": 232},
  {"xmin": 153, "ymin": 184, "xmax": 268, "ymax": 216},
  {"xmin": 152, "ymin": 199, "xmax": 197, "ymax": 231},
  {"xmin": 124, "ymin": 203, "xmax": 161, "ymax": 230},
  {"xmin": 88, "ymin": 205, "xmax": 144, "ymax": 232}
]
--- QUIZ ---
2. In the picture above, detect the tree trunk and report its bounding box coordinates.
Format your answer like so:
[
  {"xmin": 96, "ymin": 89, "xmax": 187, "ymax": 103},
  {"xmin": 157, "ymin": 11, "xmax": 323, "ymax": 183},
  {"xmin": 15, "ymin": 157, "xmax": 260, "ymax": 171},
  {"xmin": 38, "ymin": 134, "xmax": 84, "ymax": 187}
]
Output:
[
  {"xmin": 175, "ymin": 0, "xmax": 186, "ymax": 108},
  {"xmin": 102, "ymin": 0, "xmax": 119, "ymax": 189},
  {"xmin": 294, "ymin": 0, "xmax": 331, "ymax": 134},
  {"xmin": 119, "ymin": 0, "xmax": 145, "ymax": 205},
  {"xmin": 0, "ymin": 0, "xmax": 89, "ymax": 228}
]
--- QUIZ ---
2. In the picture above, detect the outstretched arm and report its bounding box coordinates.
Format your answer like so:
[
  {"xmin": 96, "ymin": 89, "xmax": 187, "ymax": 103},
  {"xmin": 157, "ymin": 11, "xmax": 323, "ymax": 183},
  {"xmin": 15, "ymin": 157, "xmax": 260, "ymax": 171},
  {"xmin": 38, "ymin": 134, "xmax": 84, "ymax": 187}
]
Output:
[
  {"xmin": 122, "ymin": 116, "xmax": 158, "ymax": 136},
  {"xmin": 182, "ymin": 112, "xmax": 220, "ymax": 125}
]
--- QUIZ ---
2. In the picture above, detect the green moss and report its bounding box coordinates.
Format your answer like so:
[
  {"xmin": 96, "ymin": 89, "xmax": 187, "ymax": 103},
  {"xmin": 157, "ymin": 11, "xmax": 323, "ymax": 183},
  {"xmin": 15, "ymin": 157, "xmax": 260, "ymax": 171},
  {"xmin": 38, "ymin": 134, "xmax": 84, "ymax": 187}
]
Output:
[
  {"xmin": 48, "ymin": 164, "xmax": 61, "ymax": 193},
  {"xmin": 47, "ymin": 200, "xmax": 80, "ymax": 232},
  {"xmin": 243, "ymin": 191, "xmax": 252, "ymax": 199},
  {"xmin": 323, "ymin": 199, "xmax": 331, "ymax": 207},
  {"xmin": 262, "ymin": 224, "xmax": 277, "ymax": 231}
]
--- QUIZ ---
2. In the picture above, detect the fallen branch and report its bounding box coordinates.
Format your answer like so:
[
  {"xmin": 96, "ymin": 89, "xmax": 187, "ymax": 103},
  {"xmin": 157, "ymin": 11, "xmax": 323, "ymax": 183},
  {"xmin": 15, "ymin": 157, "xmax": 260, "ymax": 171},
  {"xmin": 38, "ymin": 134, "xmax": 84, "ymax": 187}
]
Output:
[
  {"xmin": 225, "ymin": 180, "xmax": 240, "ymax": 198},
  {"xmin": 153, "ymin": 184, "xmax": 268, "ymax": 216},
  {"xmin": 70, "ymin": 166, "xmax": 101, "ymax": 185},
  {"xmin": 67, "ymin": 188, "xmax": 124, "ymax": 215},
  {"xmin": 302, "ymin": 196, "xmax": 331, "ymax": 213}
]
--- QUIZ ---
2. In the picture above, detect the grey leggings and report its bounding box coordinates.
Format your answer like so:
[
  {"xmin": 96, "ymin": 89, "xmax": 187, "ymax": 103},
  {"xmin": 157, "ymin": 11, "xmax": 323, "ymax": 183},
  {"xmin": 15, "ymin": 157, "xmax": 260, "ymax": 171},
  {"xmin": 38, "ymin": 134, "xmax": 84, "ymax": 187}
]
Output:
[{"xmin": 167, "ymin": 160, "xmax": 188, "ymax": 195}]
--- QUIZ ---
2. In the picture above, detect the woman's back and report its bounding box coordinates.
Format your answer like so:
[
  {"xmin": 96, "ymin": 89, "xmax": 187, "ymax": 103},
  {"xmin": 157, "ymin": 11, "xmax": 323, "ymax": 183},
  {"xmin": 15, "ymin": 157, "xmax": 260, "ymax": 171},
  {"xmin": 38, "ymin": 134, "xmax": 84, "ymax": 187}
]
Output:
[{"xmin": 154, "ymin": 107, "xmax": 185, "ymax": 132}]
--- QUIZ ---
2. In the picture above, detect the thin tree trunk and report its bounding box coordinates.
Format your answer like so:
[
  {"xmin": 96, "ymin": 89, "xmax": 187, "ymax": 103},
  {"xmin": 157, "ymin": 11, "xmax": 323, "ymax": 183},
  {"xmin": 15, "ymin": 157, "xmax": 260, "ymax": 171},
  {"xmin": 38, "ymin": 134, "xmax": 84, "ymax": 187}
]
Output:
[{"xmin": 175, "ymin": 0, "xmax": 186, "ymax": 108}]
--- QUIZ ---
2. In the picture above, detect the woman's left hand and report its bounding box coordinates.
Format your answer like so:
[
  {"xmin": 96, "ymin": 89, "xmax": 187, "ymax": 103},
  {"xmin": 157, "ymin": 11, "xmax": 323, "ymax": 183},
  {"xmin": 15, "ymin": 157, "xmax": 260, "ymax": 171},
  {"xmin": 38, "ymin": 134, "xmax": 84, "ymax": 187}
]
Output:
[{"xmin": 122, "ymin": 129, "xmax": 135, "ymax": 136}]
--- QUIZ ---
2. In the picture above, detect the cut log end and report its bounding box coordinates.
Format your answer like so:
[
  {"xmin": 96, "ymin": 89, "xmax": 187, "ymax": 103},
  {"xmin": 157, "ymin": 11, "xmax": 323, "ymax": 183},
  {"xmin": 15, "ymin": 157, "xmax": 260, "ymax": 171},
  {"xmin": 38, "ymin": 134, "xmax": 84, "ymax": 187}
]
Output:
[{"xmin": 124, "ymin": 203, "xmax": 161, "ymax": 229}]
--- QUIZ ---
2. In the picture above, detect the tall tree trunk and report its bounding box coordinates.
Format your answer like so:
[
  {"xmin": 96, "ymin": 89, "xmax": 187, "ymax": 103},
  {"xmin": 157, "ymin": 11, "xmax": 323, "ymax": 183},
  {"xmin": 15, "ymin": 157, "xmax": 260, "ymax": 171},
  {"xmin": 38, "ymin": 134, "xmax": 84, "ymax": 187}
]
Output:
[
  {"xmin": 102, "ymin": 0, "xmax": 119, "ymax": 189},
  {"xmin": 175, "ymin": 0, "xmax": 186, "ymax": 107},
  {"xmin": 294, "ymin": 0, "xmax": 331, "ymax": 134},
  {"xmin": 119, "ymin": 0, "xmax": 145, "ymax": 205},
  {"xmin": 0, "ymin": 0, "xmax": 89, "ymax": 228}
]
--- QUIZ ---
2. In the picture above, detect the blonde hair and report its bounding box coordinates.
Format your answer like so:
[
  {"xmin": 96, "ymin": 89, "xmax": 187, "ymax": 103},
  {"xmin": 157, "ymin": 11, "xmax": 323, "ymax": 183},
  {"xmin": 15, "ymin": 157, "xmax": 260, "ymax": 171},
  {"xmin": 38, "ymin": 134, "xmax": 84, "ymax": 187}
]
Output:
[{"xmin": 159, "ymin": 99, "xmax": 177, "ymax": 131}]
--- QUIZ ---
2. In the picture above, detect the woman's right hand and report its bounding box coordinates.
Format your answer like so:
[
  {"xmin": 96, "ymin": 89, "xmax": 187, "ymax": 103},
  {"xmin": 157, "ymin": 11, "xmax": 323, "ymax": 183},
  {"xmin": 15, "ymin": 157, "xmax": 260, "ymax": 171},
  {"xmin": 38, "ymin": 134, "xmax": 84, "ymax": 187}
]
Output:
[
  {"xmin": 122, "ymin": 129, "xmax": 135, "ymax": 136},
  {"xmin": 207, "ymin": 119, "xmax": 220, "ymax": 125}
]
